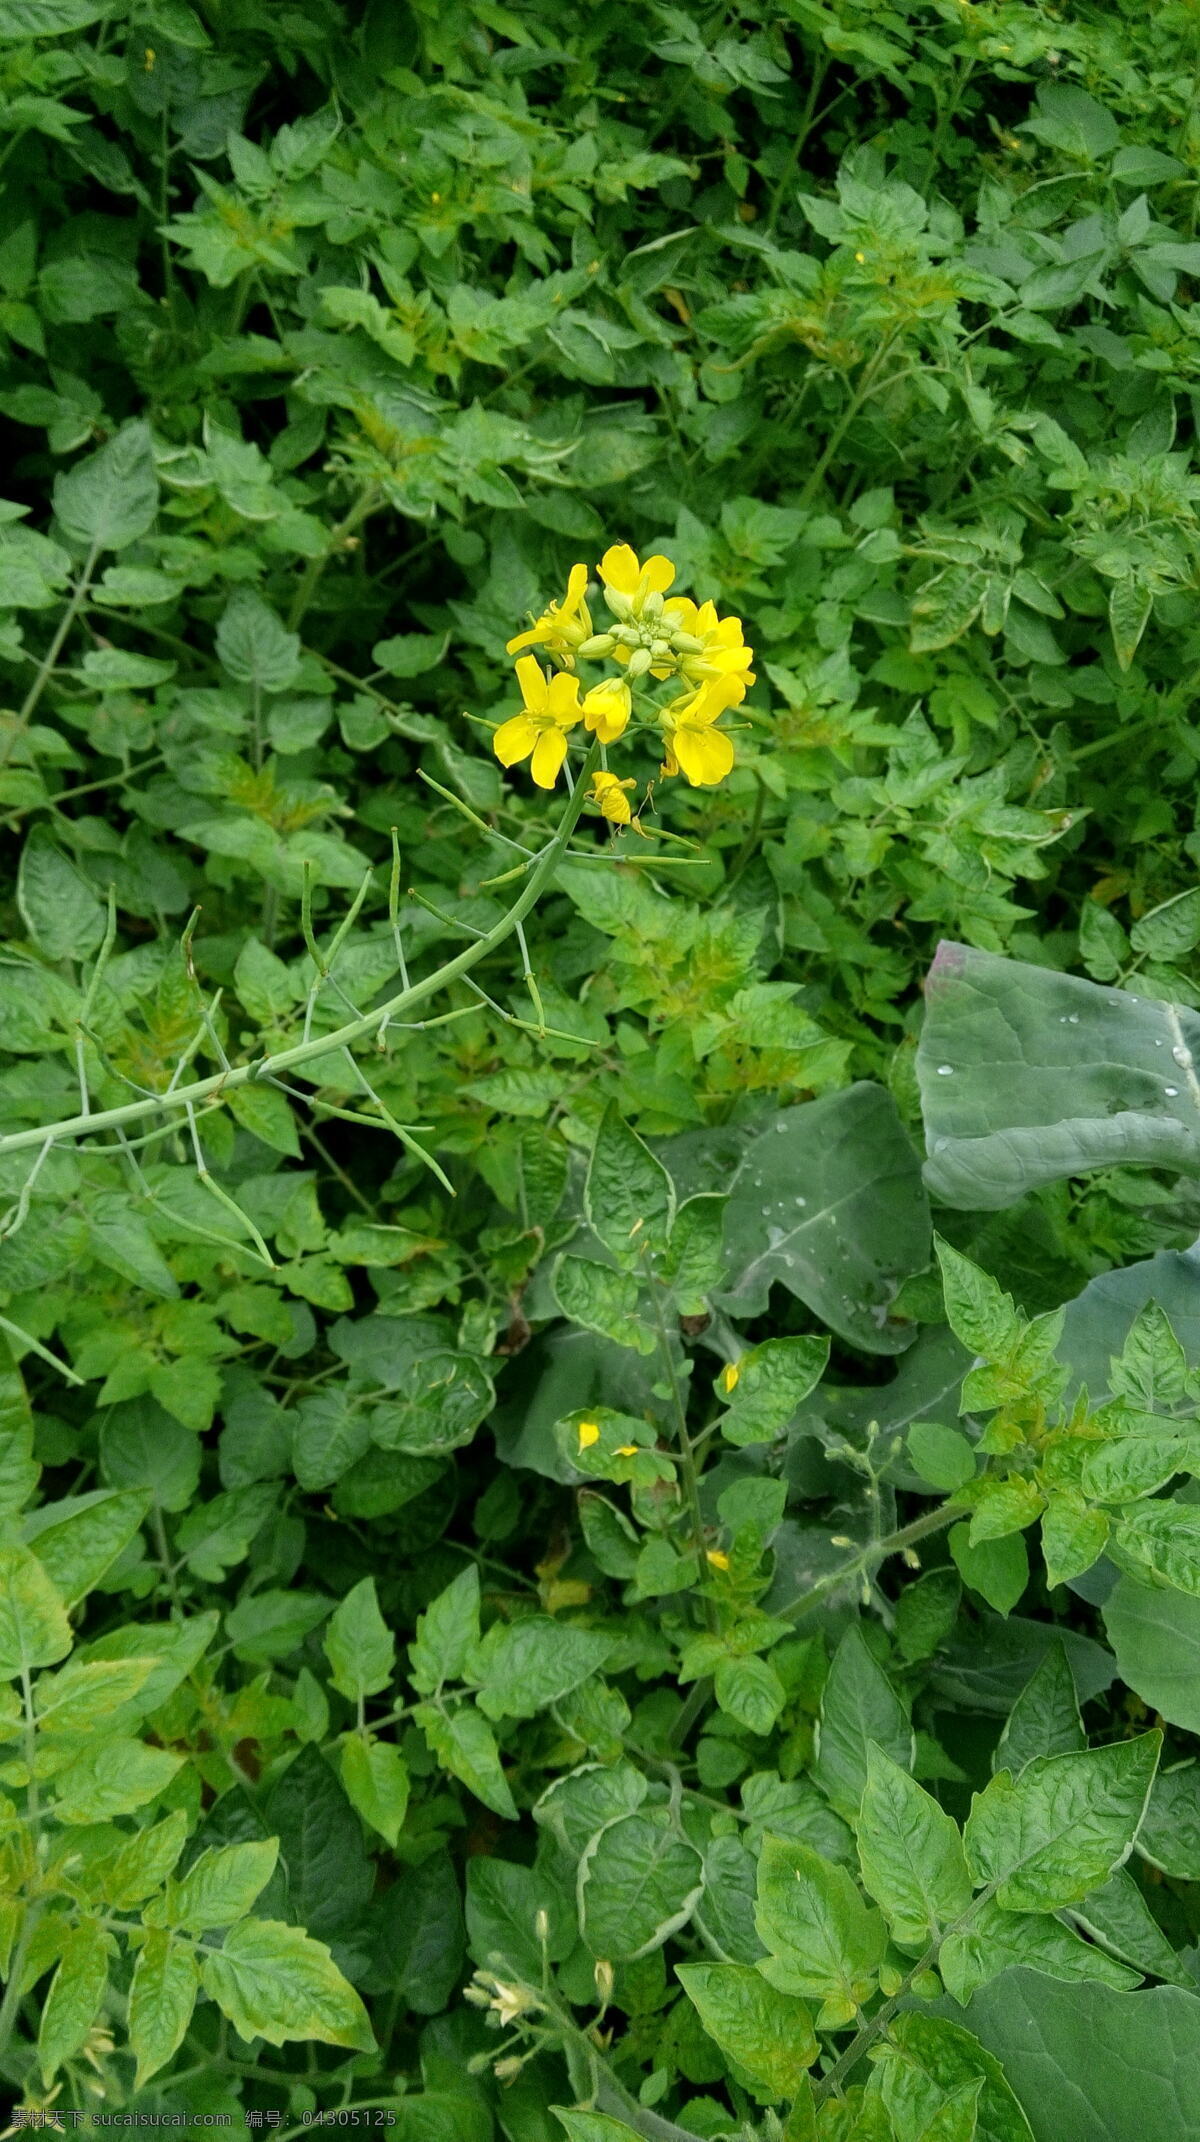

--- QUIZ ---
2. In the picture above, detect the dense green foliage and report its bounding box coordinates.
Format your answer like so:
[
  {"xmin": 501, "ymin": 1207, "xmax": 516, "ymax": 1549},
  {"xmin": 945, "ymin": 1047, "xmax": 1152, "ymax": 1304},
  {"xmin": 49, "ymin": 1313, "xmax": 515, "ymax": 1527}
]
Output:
[{"xmin": 9, "ymin": 0, "xmax": 1200, "ymax": 2135}]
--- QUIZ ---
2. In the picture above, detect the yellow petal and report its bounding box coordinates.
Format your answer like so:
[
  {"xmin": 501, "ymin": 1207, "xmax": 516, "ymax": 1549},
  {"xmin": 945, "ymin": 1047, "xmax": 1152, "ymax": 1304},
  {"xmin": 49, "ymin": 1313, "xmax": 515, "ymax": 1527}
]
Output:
[
  {"xmin": 492, "ymin": 713, "xmax": 538, "ymax": 767},
  {"xmin": 578, "ymin": 1419, "xmax": 601, "ymax": 1450},
  {"xmin": 674, "ymin": 722, "xmax": 734, "ymax": 786},
  {"xmin": 506, "ymin": 624, "xmax": 547, "ymax": 654},
  {"xmin": 706, "ymin": 1549, "xmax": 731, "ymax": 1571},
  {"xmin": 530, "ymin": 725, "xmax": 568, "ymax": 788},
  {"xmin": 582, "ymin": 677, "xmax": 631, "ymax": 742},
  {"xmin": 545, "ymin": 671, "xmax": 583, "ymax": 724},
  {"xmin": 663, "ymin": 596, "xmax": 698, "ymax": 630},
  {"xmin": 599, "ymin": 543, "xmax": 639, "ymax": 594},
  {"xmin": 721, "ymin": 1362, "xmax": 740, "ymax": 1393},
  {"xmin": 614, "ymin": 1444, "xmax": 640, "ymax": 1457},
  {"xmin": 640, "ymin": 552, "xmax": 676, "ymax": 596},
  {"xmin": 564, "ymin": 562, "xmax": 589, "ymax": 613},
  {"xmin": 514, "ymin": 655, "xmax": 548, "ymax": 713}
]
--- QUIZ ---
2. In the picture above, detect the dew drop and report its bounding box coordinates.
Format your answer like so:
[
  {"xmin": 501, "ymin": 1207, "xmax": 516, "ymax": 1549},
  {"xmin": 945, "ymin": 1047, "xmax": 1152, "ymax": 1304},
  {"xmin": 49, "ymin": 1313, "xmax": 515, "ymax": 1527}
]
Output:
[
  {"xmin": 936, "ymin": 1064, "xmax": 954, "ymax": 1077},
  {"xmin": 1165, "ymin": 1086, "xmax": 1180, "ymax": 1098},
  {"xmin": 795, "ymin": 1196, "xmax": 806, "ymax": 1208},
  {"xmin": 1173, "ymin": 1045, "xmax": 1192, "ymax": 1067},
  {"xmin": 1068, "ymin": 1014, "xmax": 1079, "ymax": 1024},
  {"xmin": 1154, "ymin": 1037, "xmax": 1164, "ymax": 1046}
]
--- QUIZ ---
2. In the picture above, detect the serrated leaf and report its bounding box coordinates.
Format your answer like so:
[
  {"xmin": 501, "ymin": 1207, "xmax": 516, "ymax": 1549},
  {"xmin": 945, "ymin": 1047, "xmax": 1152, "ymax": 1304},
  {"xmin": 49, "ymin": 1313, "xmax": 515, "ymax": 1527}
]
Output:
[
  {"xmin": 755, "ymin": 1834, "xmax": 886, "ymax": 2009},
  {"xmin": 814, "ymin": 1623, "xmax": 913, "ymax": 1821},
  {"xmin": 964, "ymin": 1732, "xmax": 1161, "ymax": 1909},
  {"xmin": 324, "ymin": 1576, "xmax": 395, "ymax": 1702},
  {"xmin": 677, "ymin": 1960, "xmax": 817, "ymax": 2099},
  {"xmin": 53, "ymin": 420, "xmax": 157, "ymax": 551},
  {"xmin": 38, "ymin": 1919, "xmax": 110, "ymax": 2085},
  {"xmin": 583, "ymin": 1102, "xmax": 674, "ymax": 1265},
  {"xmin": 416, "ymin": 1702, "xmax": 517, "ymax": 1819},
  {"xmin": 166, "ymin": 1840, "xmax": 279, "ymax": 1932},
  {"xmin": 856, "ymin": 1744, "xmax": 972, "ymax": 1950},
  {"xmin": 578, "ymin": 1805, "xmax": 703, "ymax": 1960},
  {"xmin": 129, "ymin": 1931, "xmax": 198, "ymax": 2086},
  {"xmin": 340, "ymin": 1735, "xmax": 409, "ymax": 1847},
  {"xmin": 718, "ymin": 1334, "xmax": 829, "ymax": 1445},
  {"xmin": 200, "ymin": 1918, "xmax": 374, "ymax": 2052},
  {"xmin": 0, "ymin": 1542, "xmax": 71, "ymax": 1678}
]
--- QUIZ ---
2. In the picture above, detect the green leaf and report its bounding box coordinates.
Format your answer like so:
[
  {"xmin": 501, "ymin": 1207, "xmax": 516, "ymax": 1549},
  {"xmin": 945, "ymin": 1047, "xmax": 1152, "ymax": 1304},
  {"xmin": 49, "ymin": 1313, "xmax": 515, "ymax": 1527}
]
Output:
[
  {"xmin": 918, "ymin": 943, "xmax": 1200, "ymax": 1209},
  {"xmin": 53, "ymin": 420, "xmax": 157, "ymax": 552},
  {"xmin": 1130, "ymin": 888, "xmax": 1200, "ymax": 963},
  {"xmin": 165, "ymin": 1840, "xmax": 279, "ymax": 1932},
  {"xmin": 870, "ymin": 2010, "xmax": 1035, "ymax": 2142},
  {"xmin": 27, "ymin": 1488, "xmax": 152, "ymax": 1605},
  {"xmin": 416, "ymin": 1702, "xmax": 517, "ymax": 1820},
  {"xmin": 677, "ymin": 1960, "xmax": 818, "ymax": 2100},
  {"xmin": 216, "ymin": 590, "xmax": 302, "ymax": 692},
  {"xmin": 1110, "ymin": 1500, "xmax": 1200, "ymax": 1595},
  {"xmin": 340, "ymin": 1735, "xmax": 410, "ymax": 1848},
  {"xmin": 53, "ymin": 1737, "xmax": 184, "ymax": 1824},
  {"xmin": 993, "ymin": 1645, "xmax": 1084, "ymax": 1775},
  {"xmin": 129, "ymin": 1931, "xmax": 199, "ymax": 2086},
  {"xmin": 465, "ymin": 1856, "xmax": 573, "ymax": 1979},
  {"xmin": 200, "ymin": 1918, "xmax": 375, "ymax": 2052},
  {"xmin": 369, "ymin": 1349, "xmax": 496, "ymax": 1454},
  {"xmin": 813, "ymin": 1623, "xmax": 913, "ymax": 1821},
  {"xmin": 939, "ymin": 1893, "xmax": 1140, "ymax": 2005},
  {"xmin": 1040, "ymin": 1490, "xmax": 1109, "ymax": 1589},
  {"xmin": 97, "ymin": 1811, "xmax": 189, "ymax": 1909},
  {"xmin": 955, "ymin": 1968, "xmax": 1200, "ymax": 2142},
  {"xmin": 224, "ymin": 1589, "xmax": 331, "ymax": 1666},
  {"xmin": 578, "ymin": 1806, "xmax": 704, "ymax": 1960},
  {"xmin": 1103, "ymin": 1574, "xmax": 1200, "ymax": 1733},
  {"xmin": 324, "ymin": 1576, "xmax": 395, "ymax": 1702},
  {"xmin": 908, "ymin": 1420, "xmax": 977, "ymax": 1491},
  {"xmin": 719, "ymin": 1085, "xmax": 931, "ymax": 1354},
  {"xmin": 1065, "ymin": 1865, "xmax": 1196, "ymax": 1987},
  {"xmin": 950, "ymin": 1524, "xmax": 1029, "ymax": 1617},
  {"xmin": 718, "ymin": 1334, "xmax": 829, "ymax": 1445},
  {"xmin": 472, "ymin": 1615, "xmax": 613, "ymax": 1722},
  {"xmin": 552, "ymin": 1254, "xmax": 655, "ymax": 1353},
  {"xmin": 964, "ymin": 1732, "xmax": 1161, "ymax": 1909},
  {"xmin": 38, "ymin": 1918, "xmax": 110, "ymax": 2085},
  {"xmin": 409, "ymin": 1565, "xmax": 481, "ymax": 1693},
  {"xmin": 857, "ymin": 1745, "xmax": 972, "ymax": 1950},
  {"xmin": 755, "ymin": 1835, "xmax": 887, "ymax": 2017},
  {"xmin": 584, "ymin": 1101, "xmax": 675, "ymax": 1265},
  {"xmin": 661, "ymin": 1192, "xmax": 729, "ymax": 1310},
  {"xmin": 713, "ymin": 1653, "xmax": 786, "ymax": 1735},
  {"xmin": 1137, "ymin": 1761, "xmax": 1200, "ymax": 1878},
  {"xmin": 0, "ymin": 1542, "xmax": 71, "ymax": 1678},
  {"xmin": 17, "ymin": 826, "xmax": 105, "ymax": 962},
  {"xmin": 1107, "ymin": 576, "xmax": 1152, "ymax": 670},
  {"xmin": 34, "ymin": 1657, "xmax": 156, "ymax": 1732},
  {"xmin": 553, "ymin": 2117, "xmax": 643, "ymax": 2142}
]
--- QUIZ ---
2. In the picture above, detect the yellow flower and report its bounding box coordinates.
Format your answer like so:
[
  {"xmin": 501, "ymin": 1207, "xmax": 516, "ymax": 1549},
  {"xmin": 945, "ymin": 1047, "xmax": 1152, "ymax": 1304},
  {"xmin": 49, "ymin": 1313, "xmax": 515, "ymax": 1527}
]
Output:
[
  {"xmin": 492, "ymin": 656, "xmax": 581, "ymax": 789},
  {"xmin": 581, "ymin": 676, "xmax": 631, "ymax": 743},
  {"xmin": 720, "ymin": 1362, "xmax": 740, "ymax": 1394},
  {"xmin": 662, "ymin": 596, "xmax": 755, "ymax": 687},
  {"xmin": 507, "ymin": 563, "xmax": 593, "ymax": 667},
  {"xmin": 588, "ymin": 770, "xmax": 637, "ymax": 825},
  {"xmin": 577, "ymin": 1420, "xmax": 601, "ymax": 1450},
  {"xmin": 660, "ymin": 674, "xmax": 741, "ymax": 787},
  {"xmin": 706, "ymin": 1549, "xmax": 731, "ymax": 1571},
  {"xmin": 598, "ymin": 543, "xmax": 676, "ymax": 619},
  {"xmin": 614, "ymin": 1444, "xmax": 639, "ymax": 1457}
]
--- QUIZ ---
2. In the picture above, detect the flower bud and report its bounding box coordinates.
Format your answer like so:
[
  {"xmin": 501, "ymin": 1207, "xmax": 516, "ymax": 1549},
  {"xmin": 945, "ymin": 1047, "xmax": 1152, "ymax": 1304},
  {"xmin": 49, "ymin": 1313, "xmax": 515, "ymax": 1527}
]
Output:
[
  {"xmin": 604, "ymin": 588, "xmax": 634, "ymax": 623},
  {"xmin": 576, "ymin": 633, "xmax": 616, "ymax": 658},
  {"xmin": 672, "ymin": 631, "xmax": 704, "ymax": 654},
  {"xmin": 649, "ymin": 638, "xmax": 674, "ymax": 663},
  {"xmin": 594, "ymin": 1958, "xmax": 615, "ymax": 2007},
  {"xmin": 641, "ymin": 590, "xmax": 664, "ymax": 622},
  {"xmin": 627, "ymin": 646, "xmax": 653, "ymax": 678}
]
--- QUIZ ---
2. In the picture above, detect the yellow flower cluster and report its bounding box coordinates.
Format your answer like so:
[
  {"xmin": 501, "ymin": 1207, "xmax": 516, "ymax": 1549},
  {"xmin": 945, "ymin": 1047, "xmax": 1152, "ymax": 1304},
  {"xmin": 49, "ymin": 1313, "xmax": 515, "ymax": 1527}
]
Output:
[{"xmin": 491, "ymin": 545, "xmax": 754, "ymax": 809}]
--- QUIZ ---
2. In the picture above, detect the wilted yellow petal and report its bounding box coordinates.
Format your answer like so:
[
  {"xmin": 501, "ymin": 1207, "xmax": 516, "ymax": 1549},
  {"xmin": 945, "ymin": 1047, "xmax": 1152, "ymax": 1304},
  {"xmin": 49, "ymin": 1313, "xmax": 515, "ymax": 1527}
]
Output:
[
  {"xmin": 706, "ymin": 1549, "xmax": 731, "ymax": 1571},
  {"xmin": 577, "ymin": 1420, "xmax": 601, "ymax": 1449},
  {"xmin": 721, "ymin": 1362, "xmax": 740, "ymax": 1393},
  {"xmin": 614, "ymin": 1444, "xmax": 639, "ymax": 1457}
]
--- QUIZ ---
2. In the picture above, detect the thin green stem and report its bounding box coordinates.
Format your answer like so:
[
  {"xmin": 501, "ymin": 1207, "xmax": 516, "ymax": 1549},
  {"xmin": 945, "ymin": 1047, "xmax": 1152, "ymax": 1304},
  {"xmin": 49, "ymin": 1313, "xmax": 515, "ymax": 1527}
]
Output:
[
  {"xmin": 777, "ymin": 1503, "xmax": 957, "ymax": 1624},
  {"xmin": 649, "ymin": 1282, "xmax": 719, "ymax": 1632},
  {"xmin": 0, "ymin": 541, "xmax": 101, "ymax": 773},
  {"xmin": 287, "ymin": 491, "xmax": 379, "ymax": 633},
  {"xmin": 0, "ymin": 739, "xmax": 604, "ymax": 1158}
]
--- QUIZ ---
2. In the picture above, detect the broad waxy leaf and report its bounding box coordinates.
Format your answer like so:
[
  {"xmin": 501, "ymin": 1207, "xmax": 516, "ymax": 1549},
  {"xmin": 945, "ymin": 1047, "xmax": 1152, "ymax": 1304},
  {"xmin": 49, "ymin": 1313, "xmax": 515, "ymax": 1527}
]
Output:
[
  {"xmin": 719, "ymin": 1085, "xmax": 931, "ymax": 1353},
  {"xmin": 919, "ymin": 942, "xmax": 1200, "ymax": 1208},
  {"xmin": 1103, "ymin": 1575, "xmax": 1200, "ymax": 1735}
]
